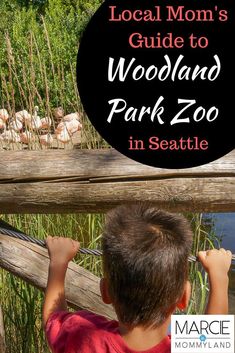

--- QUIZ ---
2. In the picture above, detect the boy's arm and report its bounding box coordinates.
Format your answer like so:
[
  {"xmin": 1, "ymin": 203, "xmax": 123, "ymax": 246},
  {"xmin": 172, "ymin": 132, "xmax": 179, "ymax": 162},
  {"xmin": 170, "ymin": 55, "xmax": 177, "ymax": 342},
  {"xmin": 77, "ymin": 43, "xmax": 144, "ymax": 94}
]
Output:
[
  {"xmin": 198, "ymin": 249, "xmax": 232, "ymax": 315},
  {"xmin": 43, "ymin": 236, "xmax": 80, "ymax": 327}
]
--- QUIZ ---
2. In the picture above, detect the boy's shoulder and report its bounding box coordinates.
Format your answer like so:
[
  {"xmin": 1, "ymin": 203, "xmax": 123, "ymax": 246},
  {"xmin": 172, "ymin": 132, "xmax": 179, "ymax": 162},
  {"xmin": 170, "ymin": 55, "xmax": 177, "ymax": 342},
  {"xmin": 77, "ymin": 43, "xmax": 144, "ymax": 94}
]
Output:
[
  {"xmin": 68, "ymin": 310, "xmax": 119, "ymax": 331},
  {"xmin": 47, "ymin": 310, "xmax": 118, "ymax": 334},
  {"xmin": 46, "ymin": 310, "xmax": 171, "ymax": 353},
  {"xmin": 46, "ymin": 310, "xmax": 119, "ymax": 352}
]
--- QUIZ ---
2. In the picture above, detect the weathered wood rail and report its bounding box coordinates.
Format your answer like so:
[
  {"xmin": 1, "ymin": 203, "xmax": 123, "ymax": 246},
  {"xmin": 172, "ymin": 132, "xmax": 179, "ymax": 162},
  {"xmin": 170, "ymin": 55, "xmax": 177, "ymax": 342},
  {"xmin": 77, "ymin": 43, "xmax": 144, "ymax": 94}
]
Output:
[
  {"xmin": 0, "ymin": 234, "xmax": 115, "ymax": 320},
  {"xmin": 0, "ymin": 149, "xmax": 235, "ymax": 213}
]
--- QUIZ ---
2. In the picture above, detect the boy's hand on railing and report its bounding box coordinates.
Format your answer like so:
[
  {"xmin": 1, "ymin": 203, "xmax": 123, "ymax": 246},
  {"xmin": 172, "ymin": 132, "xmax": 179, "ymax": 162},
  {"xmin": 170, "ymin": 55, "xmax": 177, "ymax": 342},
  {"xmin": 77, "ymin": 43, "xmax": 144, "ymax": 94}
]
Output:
[
  {"xmin": 199, "ymin": 249, "xmax": 232, "ymax": 315},
  {"xmin": 198, "ymin": 248, "xmax": 232, "ymax": 279},
  {"xmin": 46, "ymin": 236, "xmax": 80, "ymax": 265},
  {"xmin": 43, "ymin": 236, "xmax": 79, "ymax": 326}
]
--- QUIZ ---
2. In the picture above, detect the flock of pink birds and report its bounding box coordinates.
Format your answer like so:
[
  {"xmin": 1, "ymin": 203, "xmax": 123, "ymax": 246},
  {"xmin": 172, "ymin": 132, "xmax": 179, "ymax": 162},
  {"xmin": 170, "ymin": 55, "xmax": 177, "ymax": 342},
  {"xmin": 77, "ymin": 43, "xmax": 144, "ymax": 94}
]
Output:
[{"xmin": 0, "ymin": 107, "xmax": 82, "ymax": 146}]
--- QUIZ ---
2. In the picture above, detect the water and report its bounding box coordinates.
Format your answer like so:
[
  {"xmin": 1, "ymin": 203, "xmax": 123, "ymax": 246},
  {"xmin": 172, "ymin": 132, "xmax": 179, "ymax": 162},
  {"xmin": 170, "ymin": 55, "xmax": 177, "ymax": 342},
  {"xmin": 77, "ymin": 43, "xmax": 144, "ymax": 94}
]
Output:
[{"xmin": 204, "ymin": 213, "xmax": 235, "ymax": 314}]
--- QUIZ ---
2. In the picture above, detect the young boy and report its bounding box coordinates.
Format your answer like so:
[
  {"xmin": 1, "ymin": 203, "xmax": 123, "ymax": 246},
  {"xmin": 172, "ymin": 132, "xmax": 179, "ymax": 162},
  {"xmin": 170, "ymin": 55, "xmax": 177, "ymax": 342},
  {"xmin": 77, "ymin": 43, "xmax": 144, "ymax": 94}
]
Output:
[{"xmin": 43, "ymin": 204, "xmax": 232, "ymax": 353}]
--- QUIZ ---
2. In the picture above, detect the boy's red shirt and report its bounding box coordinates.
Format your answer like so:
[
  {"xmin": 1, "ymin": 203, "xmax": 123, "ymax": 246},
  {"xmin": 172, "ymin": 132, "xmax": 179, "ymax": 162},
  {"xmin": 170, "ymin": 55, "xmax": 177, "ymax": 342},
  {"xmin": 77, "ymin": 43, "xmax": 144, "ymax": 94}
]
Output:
[{"xmin": 46, "ymin": 310, "xmax": 171, "ymax": 353}]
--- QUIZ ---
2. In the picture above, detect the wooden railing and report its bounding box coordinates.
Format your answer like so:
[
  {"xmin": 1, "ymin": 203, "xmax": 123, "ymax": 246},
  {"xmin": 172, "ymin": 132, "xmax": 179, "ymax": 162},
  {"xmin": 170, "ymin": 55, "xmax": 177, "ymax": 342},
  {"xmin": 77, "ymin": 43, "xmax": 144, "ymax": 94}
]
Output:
[{"xmin": 0, "ymin": 149, "xmax": 235, "ymax": 213}]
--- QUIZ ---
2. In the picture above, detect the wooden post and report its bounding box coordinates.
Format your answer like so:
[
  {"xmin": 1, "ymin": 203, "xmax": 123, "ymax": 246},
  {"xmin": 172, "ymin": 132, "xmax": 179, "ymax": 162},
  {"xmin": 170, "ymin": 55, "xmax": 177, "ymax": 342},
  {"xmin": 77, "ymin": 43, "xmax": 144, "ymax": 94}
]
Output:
[
  {"xmin": 0, "ymin": 306, "xmax": 5, "ymax": 353},
  {"xmin": 0, "ymin": 149, "xmax": 235, "ymax": 213},
  {"xmin": 0, "ymin": 234, "xmax": 115, "ymax": 320}
]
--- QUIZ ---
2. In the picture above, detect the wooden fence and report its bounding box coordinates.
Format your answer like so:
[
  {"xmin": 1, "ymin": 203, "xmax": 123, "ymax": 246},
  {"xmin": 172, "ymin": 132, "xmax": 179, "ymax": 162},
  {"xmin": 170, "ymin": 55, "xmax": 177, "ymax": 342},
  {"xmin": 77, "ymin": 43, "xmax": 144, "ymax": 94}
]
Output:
[{"xmin": 0, "ymin": 149, "xmax": 235, "ymax": 213}]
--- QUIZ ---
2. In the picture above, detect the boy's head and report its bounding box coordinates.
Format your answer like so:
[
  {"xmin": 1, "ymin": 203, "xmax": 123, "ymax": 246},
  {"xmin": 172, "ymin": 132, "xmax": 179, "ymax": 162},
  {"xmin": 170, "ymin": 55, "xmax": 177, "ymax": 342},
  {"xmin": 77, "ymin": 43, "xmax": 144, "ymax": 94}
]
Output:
[{"xmin": 101, "ymin": 203, "xmax": 193, "ymax": 328}]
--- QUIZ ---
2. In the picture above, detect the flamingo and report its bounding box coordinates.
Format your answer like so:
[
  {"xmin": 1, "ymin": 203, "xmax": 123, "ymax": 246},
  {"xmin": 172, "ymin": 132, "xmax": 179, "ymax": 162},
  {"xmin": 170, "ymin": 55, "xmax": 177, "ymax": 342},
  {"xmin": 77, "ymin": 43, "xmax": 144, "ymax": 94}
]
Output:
[
  {"xmin": 20, "ymin": 132, "xmax": 34, "ymax": 144},
  {"xmin": 1, "ymin": 130, "xmax": 21, "ymax": 143},
  {"xmin": 15, "ymin": 110, "xmax": 31, "ymax": 122},
  {"xmin": 54, "ymin": 107, "xmax": 64, "ymax": 121},
  {"xmin": 39, "ymin": 134, "xmax": 53, "ymax": 146},
  {"xmin": 66, "ymin": 119, "xmax": 82, "ymax": 134},
  {"xmin": 0, "ymin": 119, "xmax": 6, "ymax": 130},
  {"xmin": 55, "ymin": 121, "xmax": 67, "ymax": 133},
  {"xmin": 63, "ymin": 112, "xmax": 81, "ymax": 122},
  {"xmin": 41, "ymin": 117, "xmax": 52, "ymax": 129},
  {"xmin": 0, "ymin": 109, "xmax": 9, "ymax": 122},
  {"xmin": 30, "ymin": 106, "xmax": 42, "ymax": 130},
  {"xmin": 9, "ymin": 119, "xmax": 23, "ymax": 132},
  {"xmin": 56, "ymin": 127, "xmax": 71, "ymax": 143},
  {"xmin": 56, "ymin": 119, "xmax": 82, "ymax": 136}
]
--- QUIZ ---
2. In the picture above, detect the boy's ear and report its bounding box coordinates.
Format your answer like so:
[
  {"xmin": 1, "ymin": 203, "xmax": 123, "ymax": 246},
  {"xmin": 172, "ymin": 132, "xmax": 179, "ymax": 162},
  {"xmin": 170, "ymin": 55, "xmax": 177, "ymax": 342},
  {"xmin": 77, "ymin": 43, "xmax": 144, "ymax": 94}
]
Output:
[
  {"xmin": 100, "ymin": 278, "xmax": 112, "ymax": 305},
  {"xmin": 177, "ymin": 281, "xmax": 191, "ymax": 310}
]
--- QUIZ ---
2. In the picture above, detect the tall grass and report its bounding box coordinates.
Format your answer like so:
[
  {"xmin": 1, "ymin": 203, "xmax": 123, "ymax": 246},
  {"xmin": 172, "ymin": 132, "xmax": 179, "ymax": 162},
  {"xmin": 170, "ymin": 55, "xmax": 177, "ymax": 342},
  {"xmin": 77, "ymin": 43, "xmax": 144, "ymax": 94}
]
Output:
[
  {"xmin": 0, "ymin": 213, "xmax": 220, "ymax": 353},
  {"xmin": 0, "ymin": 0, "xmax": 106, "ymax": 150},
  {"xmin": 187, "ymin": 213, "xmax": 219, "ymax": 314},
  {"xmin": 0, "ymin": 0, "xmax": 103, "ymax": 111}
]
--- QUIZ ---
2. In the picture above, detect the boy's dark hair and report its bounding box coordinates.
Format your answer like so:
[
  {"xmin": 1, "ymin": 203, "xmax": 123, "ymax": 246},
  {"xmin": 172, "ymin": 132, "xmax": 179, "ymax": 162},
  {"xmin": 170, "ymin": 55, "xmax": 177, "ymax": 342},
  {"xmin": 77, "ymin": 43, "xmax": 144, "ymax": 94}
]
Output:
[{"xmin": 102, "ymin": 203, "xmax": 193, "ymax": 328}]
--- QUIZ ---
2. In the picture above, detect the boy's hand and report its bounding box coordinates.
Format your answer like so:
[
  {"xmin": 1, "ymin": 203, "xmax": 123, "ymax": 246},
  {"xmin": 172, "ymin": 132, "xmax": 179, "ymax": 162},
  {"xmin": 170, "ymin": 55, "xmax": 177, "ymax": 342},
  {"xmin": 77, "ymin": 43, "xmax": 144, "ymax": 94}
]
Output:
[
  {"xmin": 198, "ymin": 248, "xmax": 232, "ymax": 279},
  {"xmin": 199, "ymin": 248, "xmax": 232, "ymax": 315},
  {"xmin": 43, "ymin": 236, "xmax": 79, "ymax": 326},
  {"xmin": 46, "ymin": 236, "xmax": 80, "ymax": 265}
]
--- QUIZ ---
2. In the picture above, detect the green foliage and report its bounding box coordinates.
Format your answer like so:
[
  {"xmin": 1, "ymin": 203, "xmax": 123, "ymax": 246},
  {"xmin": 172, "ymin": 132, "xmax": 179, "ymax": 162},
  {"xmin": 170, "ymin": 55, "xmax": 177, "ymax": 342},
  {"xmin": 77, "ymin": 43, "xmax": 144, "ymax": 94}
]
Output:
[
  {"xmin": 0, "ymin": 0, "xmax": 103, "ymax": 114},
  {"xmin": 0, "ymin": 0, "xmax": 107, "ymax": 149}
]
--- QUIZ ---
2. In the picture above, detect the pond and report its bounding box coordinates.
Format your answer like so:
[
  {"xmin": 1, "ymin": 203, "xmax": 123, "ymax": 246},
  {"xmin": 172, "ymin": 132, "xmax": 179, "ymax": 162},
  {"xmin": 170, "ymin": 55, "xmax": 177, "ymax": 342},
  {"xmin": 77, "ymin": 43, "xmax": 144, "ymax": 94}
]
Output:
[{"xmin": 204, "ymin": 213, "xmax": 235, "ymax": 314}]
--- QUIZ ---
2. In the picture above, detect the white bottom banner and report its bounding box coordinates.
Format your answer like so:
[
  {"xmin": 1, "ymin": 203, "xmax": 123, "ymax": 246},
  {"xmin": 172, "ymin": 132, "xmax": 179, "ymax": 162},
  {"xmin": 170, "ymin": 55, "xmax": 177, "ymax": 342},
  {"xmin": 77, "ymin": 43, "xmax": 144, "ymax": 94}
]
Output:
[{"xmin": 171, "ymin": 315, "xmax": 234, "ymax": 353}]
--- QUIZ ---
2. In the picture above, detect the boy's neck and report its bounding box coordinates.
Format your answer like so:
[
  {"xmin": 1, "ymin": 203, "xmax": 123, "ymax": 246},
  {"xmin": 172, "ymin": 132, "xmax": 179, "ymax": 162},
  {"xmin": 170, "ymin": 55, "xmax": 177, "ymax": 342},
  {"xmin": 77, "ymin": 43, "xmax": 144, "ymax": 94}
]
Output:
[{"xmin": 119, "ymin": 318, "xmax": 170, "ymax": 351}]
